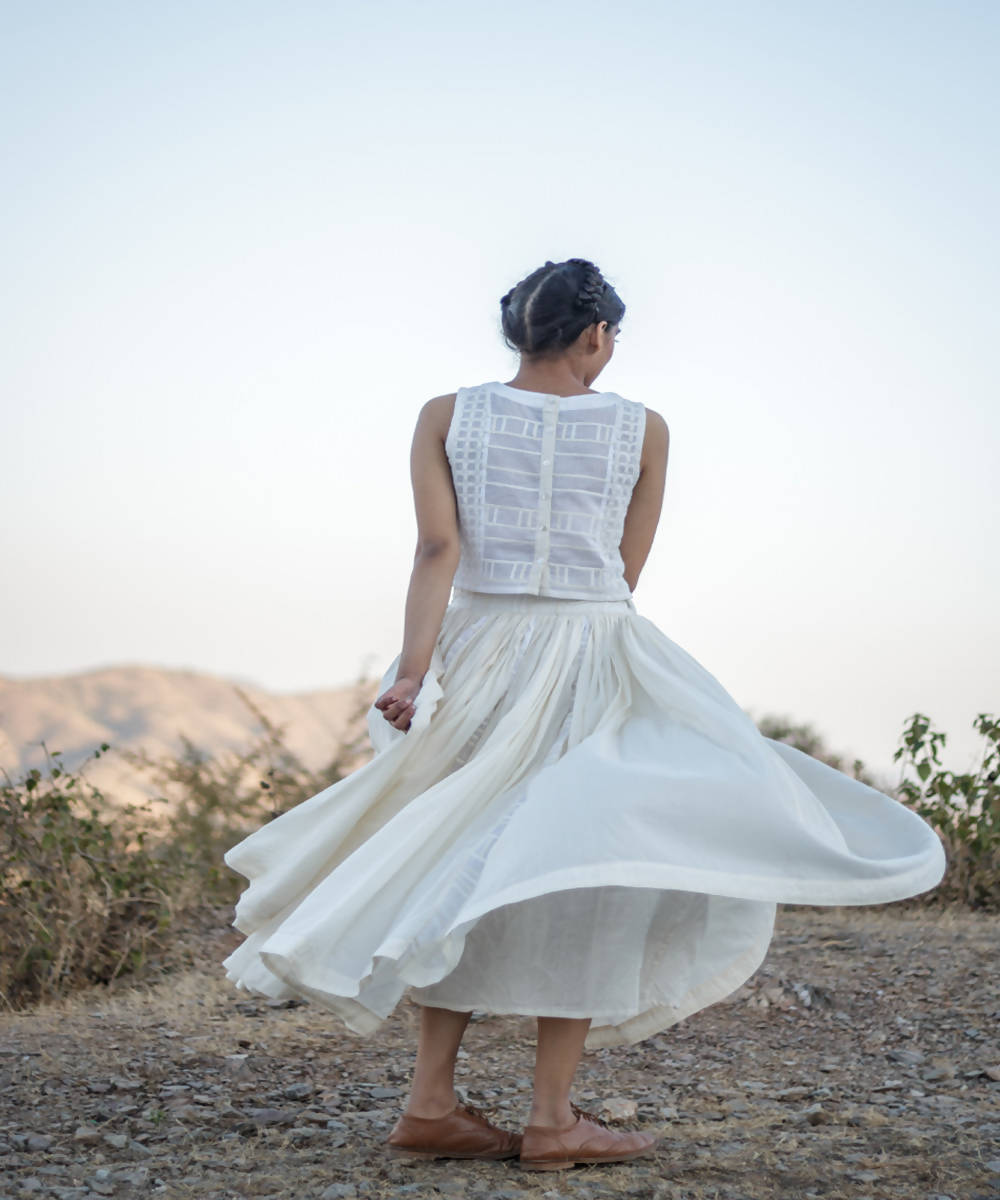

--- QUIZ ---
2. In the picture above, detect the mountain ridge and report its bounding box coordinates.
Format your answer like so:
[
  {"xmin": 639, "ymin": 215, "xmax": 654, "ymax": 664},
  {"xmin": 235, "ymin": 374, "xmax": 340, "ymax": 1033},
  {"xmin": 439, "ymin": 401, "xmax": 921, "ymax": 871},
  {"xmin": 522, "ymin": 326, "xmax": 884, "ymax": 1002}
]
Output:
[{"xmin": 0, "ymin": 663, "xmax": 376, "ymax": 805}]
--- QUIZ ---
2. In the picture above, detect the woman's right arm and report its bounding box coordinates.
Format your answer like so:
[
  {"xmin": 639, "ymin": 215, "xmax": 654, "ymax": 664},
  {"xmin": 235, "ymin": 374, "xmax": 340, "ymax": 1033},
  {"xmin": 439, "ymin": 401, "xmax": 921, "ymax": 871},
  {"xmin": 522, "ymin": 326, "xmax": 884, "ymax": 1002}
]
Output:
[
  {"xmin": 373, "ymin": 393, "xmax": 461, "ymax": 731},
  {"xmin": 619, "ymin": 408, "xmax": 669, "ymax": 593}
]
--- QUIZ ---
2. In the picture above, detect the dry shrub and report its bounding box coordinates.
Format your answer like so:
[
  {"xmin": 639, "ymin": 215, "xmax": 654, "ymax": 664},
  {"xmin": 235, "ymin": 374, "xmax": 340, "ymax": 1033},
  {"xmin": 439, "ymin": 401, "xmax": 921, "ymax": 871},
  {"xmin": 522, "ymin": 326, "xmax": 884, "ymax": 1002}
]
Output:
[
  {"xmin": 119, "ymin": 684, "xmax": 376, "ymax": 904},
  {"xmin": 756, "ymin": 713, "xmax": 882, "ymax": 786},
  {"xmin": 0, "ymin": 743, "xmax": 182, "ymax": 1009},
  {"xmin": 0, "ymin": 680, "xmax": 376, "ymax": 1009}
]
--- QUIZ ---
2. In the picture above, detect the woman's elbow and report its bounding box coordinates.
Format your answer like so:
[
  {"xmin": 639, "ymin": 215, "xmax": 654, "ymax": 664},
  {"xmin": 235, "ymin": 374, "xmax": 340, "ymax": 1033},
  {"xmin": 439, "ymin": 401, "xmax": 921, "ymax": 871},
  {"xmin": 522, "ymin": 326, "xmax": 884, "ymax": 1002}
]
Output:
[{"xmin": 414, "ymin": 537, "xmax": 461, "ymax": 563}]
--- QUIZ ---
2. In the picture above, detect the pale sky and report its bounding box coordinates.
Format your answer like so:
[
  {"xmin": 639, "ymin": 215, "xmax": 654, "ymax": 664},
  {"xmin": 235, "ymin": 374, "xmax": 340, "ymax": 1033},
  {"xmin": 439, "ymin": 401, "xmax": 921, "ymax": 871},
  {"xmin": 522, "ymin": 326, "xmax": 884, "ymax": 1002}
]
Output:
[{"xmin": 2, "ymin": 0, "xmax": 997, "ymax": 778}]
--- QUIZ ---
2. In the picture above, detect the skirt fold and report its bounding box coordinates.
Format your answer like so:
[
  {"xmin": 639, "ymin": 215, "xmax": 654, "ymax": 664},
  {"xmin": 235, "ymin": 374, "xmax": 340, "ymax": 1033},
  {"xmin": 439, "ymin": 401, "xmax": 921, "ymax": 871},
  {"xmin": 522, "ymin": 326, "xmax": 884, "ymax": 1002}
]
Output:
[{"xmin": 222, "ymin": 588, "xmax": 945, "ymax": 1048}]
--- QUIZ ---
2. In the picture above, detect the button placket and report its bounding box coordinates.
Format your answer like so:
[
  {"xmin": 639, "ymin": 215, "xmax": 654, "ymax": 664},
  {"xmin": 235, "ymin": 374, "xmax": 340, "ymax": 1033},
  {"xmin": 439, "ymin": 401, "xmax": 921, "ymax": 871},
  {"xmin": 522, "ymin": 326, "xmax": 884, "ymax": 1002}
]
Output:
[{"xmin": 534, "ymin": 398, "xmax": 558, "ymax": 577}]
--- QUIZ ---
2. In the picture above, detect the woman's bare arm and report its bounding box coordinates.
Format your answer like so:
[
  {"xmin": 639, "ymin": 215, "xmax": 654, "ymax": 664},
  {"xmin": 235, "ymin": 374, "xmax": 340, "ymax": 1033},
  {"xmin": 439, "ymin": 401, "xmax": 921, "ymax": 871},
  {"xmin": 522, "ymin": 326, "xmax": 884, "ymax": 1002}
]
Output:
[
  {"xmin": 373, "ymin": 393, "xmax": 460, "ymax": 731},
  {"xmin": 619, "ymin": 408, "xmax": 669, "ymax": 593}
]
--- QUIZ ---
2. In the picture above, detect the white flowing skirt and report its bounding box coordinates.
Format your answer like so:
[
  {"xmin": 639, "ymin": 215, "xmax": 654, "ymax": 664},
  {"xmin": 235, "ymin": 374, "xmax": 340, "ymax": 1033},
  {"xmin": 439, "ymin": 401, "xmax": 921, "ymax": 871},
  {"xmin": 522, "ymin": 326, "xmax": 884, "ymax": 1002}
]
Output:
[{"xmin": 221, "ymin": 588, "xmax": 945, "ymax": 1049}]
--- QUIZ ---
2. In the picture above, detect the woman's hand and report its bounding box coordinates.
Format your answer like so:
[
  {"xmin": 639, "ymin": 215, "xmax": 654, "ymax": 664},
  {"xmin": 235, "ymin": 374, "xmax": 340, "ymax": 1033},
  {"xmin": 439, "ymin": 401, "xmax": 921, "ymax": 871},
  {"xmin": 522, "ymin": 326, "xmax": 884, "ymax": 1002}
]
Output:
[{"xmin": 374, "ymin": 676, "xmax": 423, "ymax": 732}]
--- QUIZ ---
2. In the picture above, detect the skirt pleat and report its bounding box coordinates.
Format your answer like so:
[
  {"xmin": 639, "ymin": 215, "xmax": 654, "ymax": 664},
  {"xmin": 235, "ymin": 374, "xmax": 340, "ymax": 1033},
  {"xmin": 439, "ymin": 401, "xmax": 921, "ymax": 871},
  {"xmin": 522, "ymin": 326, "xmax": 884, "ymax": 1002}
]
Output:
[{"xmin": 221, "ymin": 588, "xmax": 946, "ymax": 1049}]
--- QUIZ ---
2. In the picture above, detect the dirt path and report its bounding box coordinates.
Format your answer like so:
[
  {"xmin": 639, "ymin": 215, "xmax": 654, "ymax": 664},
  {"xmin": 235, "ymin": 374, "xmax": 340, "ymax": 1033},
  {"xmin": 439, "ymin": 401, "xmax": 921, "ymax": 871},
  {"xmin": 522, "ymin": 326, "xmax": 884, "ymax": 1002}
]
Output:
[{"xmin": 1, "ymin": 903, "xmax": 998, "ymax": 1200}]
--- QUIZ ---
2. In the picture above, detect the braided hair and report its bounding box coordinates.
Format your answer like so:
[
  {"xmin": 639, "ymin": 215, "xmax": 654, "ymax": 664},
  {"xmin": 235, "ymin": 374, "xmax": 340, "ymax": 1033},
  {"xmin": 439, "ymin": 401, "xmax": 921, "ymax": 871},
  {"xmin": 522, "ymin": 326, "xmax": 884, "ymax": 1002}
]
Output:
[{"xmin": 499, "ymin": 258, "xmax": 625, "ymax": 357}]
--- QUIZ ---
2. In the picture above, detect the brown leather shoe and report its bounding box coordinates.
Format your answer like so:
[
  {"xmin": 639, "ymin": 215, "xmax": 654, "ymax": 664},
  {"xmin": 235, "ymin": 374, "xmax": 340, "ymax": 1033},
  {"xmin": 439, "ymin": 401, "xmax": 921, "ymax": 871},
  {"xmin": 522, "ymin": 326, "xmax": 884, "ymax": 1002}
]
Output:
[
  {"xmin": 518, "ymin": 1101, "xmax": 660, "ymax": 1171},
  {"xmin": 384, "ymin": 1101, "xmax": 523, "ymax": 1161}
]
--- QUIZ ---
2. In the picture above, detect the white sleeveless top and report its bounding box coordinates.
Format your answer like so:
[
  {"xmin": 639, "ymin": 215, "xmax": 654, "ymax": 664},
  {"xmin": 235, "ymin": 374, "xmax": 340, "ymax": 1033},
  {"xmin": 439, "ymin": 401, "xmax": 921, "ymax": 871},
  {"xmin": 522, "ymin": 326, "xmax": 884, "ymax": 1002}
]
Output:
[{"xmin": 445, "ymin": 381, "xmax": 647, "ymax": 600}]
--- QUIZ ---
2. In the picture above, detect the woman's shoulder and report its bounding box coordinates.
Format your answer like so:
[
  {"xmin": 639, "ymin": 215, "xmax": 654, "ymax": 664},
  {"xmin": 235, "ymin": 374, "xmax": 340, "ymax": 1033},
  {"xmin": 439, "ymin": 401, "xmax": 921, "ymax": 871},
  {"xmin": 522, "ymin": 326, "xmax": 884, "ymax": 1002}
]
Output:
[
  {"xmin": 422, "ymin": 391, "xmax": 459, "ymax": 411},
  {"xmin": 415, "ymin": 392, "xmax": 459, "ymax": 440},
  {"xmin": 639, "ymin": 406, "xmax": 669, "ymax": 467},
  {"xmin": 642, "ymin": 405, "xmax": 669, "ymax": 438},
  {"xmin": 419, "ymin": 391, "xmax": 459, "ymax": 416}
]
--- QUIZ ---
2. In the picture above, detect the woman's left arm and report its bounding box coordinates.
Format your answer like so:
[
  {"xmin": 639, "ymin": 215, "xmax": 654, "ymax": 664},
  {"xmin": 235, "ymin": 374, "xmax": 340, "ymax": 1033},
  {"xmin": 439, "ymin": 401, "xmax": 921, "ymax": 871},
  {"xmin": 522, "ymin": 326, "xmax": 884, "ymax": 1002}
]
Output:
[{"xmin": 373, "ymin": 394, "xmax": 460, "ymax": 732}]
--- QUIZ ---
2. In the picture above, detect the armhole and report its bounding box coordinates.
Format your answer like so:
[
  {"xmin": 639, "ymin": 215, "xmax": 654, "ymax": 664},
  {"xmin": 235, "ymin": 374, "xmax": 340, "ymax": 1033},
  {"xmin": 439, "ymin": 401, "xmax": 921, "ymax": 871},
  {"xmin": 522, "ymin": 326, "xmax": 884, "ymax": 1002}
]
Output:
[{"xmin": 444, "ymin": 387, "xmax": 465, "ymax": 465}]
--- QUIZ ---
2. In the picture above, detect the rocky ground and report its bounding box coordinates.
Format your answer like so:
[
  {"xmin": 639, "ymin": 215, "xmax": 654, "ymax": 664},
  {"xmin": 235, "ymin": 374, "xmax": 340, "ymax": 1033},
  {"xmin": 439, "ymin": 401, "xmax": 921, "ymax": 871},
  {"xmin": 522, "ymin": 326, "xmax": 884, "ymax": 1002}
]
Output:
[{"xmin": 0, "ymin": 902, "xmax": 998, "ymax": 1200}]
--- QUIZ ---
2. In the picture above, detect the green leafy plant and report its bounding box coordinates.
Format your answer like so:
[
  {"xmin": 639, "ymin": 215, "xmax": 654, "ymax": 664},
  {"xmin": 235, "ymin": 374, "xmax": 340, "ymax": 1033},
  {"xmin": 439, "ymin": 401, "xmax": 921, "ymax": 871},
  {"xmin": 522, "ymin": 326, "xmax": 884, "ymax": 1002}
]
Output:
[{"xmin": 893, "ymin": 712, "xmax": 1000, "ymax": 910}]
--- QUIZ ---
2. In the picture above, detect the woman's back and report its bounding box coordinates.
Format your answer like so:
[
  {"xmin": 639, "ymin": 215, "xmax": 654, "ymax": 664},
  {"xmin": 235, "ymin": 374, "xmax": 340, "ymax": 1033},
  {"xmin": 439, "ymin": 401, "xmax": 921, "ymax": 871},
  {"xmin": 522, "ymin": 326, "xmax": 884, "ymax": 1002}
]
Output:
[{"xmin": 447, "ymin": 380, "xmax": 646, "ymax": 600}]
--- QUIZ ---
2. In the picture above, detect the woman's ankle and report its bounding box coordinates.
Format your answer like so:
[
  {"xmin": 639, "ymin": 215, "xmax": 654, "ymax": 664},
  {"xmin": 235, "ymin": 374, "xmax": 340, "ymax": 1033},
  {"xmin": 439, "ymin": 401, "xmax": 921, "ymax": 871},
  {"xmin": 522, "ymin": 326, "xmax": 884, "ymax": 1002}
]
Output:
[
  {"xmin": 403, "ymin": 1085, "xmax": 459, "ymax": 1118},
  {"xmin": 527, "ymin": 1099, "xmax": 576, "ymax": 1129}
]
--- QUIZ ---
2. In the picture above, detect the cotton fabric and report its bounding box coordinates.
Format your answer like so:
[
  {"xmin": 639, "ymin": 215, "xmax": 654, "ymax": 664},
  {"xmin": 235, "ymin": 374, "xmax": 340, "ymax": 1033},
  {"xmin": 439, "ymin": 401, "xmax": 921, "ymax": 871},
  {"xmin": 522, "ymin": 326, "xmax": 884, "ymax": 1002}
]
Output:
[
  {"xmin": 447, "ymin": 382, "xmax": 646, "ymax": 599},
  {"xmin": 222, "ymin": 585, "xmax": 946, "ymax": 1049}
]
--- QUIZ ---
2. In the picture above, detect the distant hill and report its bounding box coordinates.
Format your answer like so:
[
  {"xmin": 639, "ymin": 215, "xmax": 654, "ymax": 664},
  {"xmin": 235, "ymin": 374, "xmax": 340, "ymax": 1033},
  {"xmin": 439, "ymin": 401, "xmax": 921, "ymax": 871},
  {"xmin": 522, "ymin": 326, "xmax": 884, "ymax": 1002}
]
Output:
[{"xmin": 0, "ymin": 664, "xmax": 376, "ymax": 806}]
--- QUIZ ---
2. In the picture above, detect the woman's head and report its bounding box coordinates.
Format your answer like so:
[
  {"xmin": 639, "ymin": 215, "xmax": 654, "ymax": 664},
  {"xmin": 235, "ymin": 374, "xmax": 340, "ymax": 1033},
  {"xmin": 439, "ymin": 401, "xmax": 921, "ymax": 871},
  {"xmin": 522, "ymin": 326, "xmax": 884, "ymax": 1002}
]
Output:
[{"xmin": 499, "ymin": 258, "xmax": 625, "ymax": 360}]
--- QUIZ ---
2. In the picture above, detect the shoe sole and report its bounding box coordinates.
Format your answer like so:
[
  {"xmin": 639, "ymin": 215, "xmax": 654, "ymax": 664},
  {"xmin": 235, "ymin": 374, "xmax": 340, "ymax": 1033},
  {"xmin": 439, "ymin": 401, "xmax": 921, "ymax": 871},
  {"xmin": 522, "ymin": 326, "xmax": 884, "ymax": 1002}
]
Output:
[
  {"xmin": 518, "ymin": 1143, "xmax": 658, "ymax": 1171},
  {"xmin": 386, "ymin": 1145, "xmax": 521, "ymax": 1162}
]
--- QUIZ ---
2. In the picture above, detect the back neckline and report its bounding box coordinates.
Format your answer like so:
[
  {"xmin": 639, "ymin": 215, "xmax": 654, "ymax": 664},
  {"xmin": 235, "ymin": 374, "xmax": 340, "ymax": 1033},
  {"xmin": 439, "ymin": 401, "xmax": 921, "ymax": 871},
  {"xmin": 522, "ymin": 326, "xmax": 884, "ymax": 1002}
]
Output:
[{"xmin": 489, "ymin": 381, "xmax": 617, "ymax": 408}]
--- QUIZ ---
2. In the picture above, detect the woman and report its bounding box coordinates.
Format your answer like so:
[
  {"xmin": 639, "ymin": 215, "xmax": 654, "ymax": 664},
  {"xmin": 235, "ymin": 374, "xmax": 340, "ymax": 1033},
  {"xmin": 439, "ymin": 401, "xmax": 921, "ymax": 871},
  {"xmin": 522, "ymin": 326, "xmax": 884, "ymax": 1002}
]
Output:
[{"xmin": 222, "ymin": 258, "xmax": 946, "ymax": 1173}]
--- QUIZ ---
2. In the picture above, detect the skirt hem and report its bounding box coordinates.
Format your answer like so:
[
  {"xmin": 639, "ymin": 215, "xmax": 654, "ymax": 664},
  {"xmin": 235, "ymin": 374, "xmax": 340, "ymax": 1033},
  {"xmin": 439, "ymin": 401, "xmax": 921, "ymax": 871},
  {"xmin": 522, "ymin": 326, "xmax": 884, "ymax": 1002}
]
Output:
[{"xmin": 223, "ymin": 896, "xmax": 777, "ymax": 1050}]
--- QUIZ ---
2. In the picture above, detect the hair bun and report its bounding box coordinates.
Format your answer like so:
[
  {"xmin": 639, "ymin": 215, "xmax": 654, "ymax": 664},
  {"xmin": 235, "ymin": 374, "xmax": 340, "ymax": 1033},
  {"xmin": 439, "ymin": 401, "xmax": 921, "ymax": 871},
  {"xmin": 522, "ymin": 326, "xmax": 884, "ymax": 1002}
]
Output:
[
  {"xmin": 498, "ymin": 257, "xmax": 624, "ymax": 356},
  {"xmin": 569, "ymin": 259, "xmax": 607, "ymax": 312}
]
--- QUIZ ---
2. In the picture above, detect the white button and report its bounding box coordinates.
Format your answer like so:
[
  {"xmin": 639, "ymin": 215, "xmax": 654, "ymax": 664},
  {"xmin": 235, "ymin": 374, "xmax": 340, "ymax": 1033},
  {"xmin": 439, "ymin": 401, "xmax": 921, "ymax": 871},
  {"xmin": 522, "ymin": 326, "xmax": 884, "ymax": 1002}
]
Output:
[
  {"xmin": 536, "ymin": 556, "xmax": 544, "ymax": 562},
  {"xmin": 541, "ymin": 458, "xmax": 551, "ymax": 465},
  {"xmin": 540, "ymin": 524, "xmax": 548, "ymax": 531}
]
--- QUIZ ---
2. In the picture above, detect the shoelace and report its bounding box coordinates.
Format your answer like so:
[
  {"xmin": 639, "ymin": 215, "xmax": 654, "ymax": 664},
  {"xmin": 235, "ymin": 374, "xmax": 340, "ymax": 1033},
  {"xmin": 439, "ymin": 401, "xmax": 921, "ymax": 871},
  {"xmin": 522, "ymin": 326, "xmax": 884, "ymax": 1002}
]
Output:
[
  {"xmin": 459, "ymin": 1100, "xmax": 498, "ymax": 1125},
  {"xmin": 461, "ymin": 1098, "xmax": 614, "ymax": 1131},
  {"xmin": 570, "ymin": 1101, "xmax": 615, "ymax": 1129}
]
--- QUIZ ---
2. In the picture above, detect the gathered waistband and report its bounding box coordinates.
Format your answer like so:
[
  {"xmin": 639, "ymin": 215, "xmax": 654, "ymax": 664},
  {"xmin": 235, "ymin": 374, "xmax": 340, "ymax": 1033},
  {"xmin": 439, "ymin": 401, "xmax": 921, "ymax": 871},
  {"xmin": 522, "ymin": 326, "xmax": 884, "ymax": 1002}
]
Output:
[{"xmin": 449, "ymin": 587, "xmax": 636, "ymax": 616}]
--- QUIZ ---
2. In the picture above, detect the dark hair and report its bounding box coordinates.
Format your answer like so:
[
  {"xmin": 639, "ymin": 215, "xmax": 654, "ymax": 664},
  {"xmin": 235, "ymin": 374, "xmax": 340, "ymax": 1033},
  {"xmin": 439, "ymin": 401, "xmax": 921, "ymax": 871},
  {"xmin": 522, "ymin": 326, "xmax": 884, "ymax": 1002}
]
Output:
[{"xmin": 499, "ymin": 258, "xmax": 625, "ymax": 357}]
